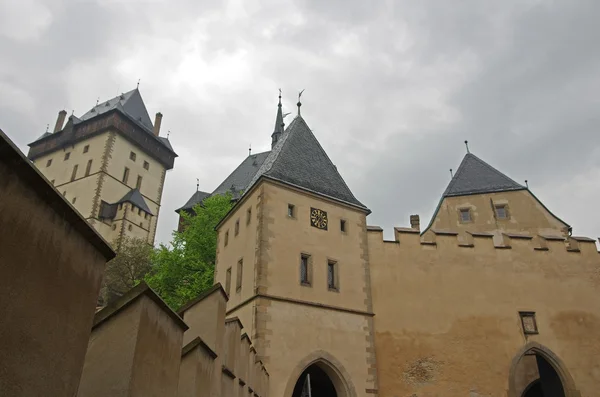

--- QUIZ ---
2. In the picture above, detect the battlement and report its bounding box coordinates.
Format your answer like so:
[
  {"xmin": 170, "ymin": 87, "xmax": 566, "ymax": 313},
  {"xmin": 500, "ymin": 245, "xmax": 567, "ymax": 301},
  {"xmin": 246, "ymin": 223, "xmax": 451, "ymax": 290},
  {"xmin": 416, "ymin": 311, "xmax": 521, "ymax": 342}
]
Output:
[{"xmin": 367, "ymin": 223, "xmax": 600, "ymax": 256}]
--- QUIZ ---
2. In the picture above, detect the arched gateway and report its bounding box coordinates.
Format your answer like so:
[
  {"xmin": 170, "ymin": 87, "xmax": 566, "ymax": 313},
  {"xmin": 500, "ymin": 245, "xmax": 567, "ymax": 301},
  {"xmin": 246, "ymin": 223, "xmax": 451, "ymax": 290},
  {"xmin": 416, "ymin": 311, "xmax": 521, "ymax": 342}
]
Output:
[
  {"xmin": 508, "ymin": 342, "xmax": 580, "ymax": 397},
  {"xmin": 284, "ymin": 351, "xmax": 357, "ymax": 397}
]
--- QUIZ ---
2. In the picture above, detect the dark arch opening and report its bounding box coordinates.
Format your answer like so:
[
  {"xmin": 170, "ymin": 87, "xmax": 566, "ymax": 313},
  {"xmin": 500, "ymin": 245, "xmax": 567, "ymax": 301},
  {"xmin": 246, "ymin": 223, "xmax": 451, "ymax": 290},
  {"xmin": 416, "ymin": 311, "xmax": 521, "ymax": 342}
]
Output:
[
  {"xmin": 292, "ymin": 364, "xmax": 337, "ymax": 397},
  {"xmin": 518, "ymin": 352, "xmax": 565, "ymax": 397}
]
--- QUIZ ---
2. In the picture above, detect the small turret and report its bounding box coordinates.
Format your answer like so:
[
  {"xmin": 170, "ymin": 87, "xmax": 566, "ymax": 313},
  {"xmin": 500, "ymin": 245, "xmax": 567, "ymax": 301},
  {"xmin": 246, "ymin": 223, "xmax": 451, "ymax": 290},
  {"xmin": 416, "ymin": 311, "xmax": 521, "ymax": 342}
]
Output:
[{"xmin": 271, "ymin": 91, "xmax": 284, "ymax": 149}]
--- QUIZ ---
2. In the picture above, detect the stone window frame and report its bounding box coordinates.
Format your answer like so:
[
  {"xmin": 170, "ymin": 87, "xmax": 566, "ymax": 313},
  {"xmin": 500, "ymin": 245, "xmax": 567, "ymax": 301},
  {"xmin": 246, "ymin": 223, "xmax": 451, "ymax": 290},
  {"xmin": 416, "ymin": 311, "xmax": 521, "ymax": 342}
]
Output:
[
  {"xmin": 236, "ymin": 258, "xmax": 243, "ymax": 293},
  {"xmin": 519, "ymin": 311, "xmax": 539, "ymax": 335},
  {"xmin": 225, "ymin": 267, "xmax": 232, "ymax": 296},
  {"xmin": 136, "ymin": 175, "xmax": 143, "ymax": 190},
  {"xmin": 70, "ymin": 164, "xmax": 78, "ymax": 181},
  {"xmin": 326, "ymin": 258, "xmax": 340, "ymax": 292},
  {"xmin": 85, "ymin": 159, "xmax": 93, "ymax": 177},
  {"xmin": 340, "ymin": 219, "xmax": 347, "ymax": 234},
  {"xmin": 458, "ymin": 207, "xmax": 473, "ymax": 223},
  {"xmin": 122, "ymin": 167, "xmax": 130, "ymax": 184},
  {"xmin": 300, "ymin": 253, "xmax": 313, "ymax": 287},
  {"xmin": 287, "ymin": 203, "xmax": 296, "ymax": 219}
]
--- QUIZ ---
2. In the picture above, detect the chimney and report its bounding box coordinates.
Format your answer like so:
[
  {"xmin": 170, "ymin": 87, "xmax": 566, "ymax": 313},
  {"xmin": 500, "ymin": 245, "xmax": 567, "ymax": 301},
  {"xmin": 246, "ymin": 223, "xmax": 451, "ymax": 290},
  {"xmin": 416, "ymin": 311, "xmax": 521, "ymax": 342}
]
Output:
[
  {"xmin": 153, "ymin": 112, "xmax": 163, "ymax": 137},
  {"xmin": 410, "ymin": 214, "xmax": 420, "ymax": 231},
  {"xmin": 53, "ymin": 110, "xmax": 67, "ymax": 133}
]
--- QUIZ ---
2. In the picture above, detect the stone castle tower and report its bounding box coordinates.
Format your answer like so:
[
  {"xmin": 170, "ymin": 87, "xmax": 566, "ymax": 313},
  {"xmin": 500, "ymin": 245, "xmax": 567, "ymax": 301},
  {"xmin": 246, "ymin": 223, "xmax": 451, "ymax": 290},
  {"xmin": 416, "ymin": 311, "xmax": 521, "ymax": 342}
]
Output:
[
  {"xmin": 179, "ymin": 96, "xmax": 600, "ymax": 397},
  {"xmin": 27, "ymin": 88, "xmax": 177, "ymax": 246}
]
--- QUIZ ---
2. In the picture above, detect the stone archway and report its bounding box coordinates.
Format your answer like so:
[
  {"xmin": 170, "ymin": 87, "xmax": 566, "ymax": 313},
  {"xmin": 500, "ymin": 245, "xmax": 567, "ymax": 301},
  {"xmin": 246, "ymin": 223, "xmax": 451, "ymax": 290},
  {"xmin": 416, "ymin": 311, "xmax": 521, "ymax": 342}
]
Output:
[
  {"xmin": 283, "ymin": 350, "xmax": 358, "ymax": 397},
  {"xmin": 507, "ymin": 342, "xmax": 580, "ymax": 397}
]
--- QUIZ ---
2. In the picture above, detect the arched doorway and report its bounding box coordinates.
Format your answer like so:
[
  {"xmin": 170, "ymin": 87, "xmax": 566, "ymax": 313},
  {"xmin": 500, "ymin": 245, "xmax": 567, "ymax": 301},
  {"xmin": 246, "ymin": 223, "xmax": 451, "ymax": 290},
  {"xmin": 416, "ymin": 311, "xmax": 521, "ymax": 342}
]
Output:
[
  {"xmin": 283, "ymin": 351, "xmax": 357, "ymax": 397},
  {"xmin": 508, "ymin": 342, "xmax": 579, "ymax": 397},
  {"xmin": 292, "ymin": 364, "xmax": 337, "ymax": 397}
]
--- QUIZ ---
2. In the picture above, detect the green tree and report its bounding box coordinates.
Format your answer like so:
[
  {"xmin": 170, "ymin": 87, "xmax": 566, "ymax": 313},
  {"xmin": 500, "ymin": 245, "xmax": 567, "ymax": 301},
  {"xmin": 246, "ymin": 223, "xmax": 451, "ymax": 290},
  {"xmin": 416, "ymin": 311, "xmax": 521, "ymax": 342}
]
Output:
[
  {"xmin": 146, "ymin": 193, "xmax": 233, "ymax": 309},
  {"xmin": 102, "ymin": 236, "xmax": 153, "ymax": 304}
]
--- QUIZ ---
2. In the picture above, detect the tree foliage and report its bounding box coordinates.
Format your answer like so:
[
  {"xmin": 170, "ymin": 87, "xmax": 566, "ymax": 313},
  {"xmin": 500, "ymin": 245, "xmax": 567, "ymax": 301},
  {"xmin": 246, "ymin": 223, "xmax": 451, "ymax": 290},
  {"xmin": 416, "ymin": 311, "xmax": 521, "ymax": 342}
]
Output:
[
  {"xmin": 145, "ymin": 193, "xmax": 233, "ymax": 309},
  {"xmin": 102, "ymin": 236, "xmax": 153, "ymax": 304}
]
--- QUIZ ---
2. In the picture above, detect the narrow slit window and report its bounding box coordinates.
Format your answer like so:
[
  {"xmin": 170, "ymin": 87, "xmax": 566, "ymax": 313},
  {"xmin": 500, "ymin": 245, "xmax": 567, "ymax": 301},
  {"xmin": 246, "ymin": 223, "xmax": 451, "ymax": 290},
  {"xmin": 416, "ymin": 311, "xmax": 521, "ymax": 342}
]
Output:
[
  {"xmin": 236, "ymin": 259, "xmax": 243, "ymax": 292},
  {"xmin": 327, "ymin": 260, "xmax": 338, "ymax": 290},
  {"xmin": 46, "ymin": 159, "xmax": 52, "ymax": 167},
  {"xmin": 246, "ymin": 208, "xmax": 252, "ymax": 225},
  {"xmin": 136, "ymin": 175, "xmax": 142, "ymax": 190},
  {"xmin": 85, "ymin": 159, "xmax": 93, "ymax": 176},
  {"xmin": 300, "ymin": 254, "xmax": 311, "ymax": 285},
  {"xmin": 224, "ymin": 231, "xmax": 229, "ymax": 247},
  {"xmin": 288, "ymin": 204, "xmax": 295, "ymax": 218},
  {"xmin": 235, "ymin": 219, "xmax": 240, "ymax": 236},
  {"xmin": 64, "ymin": 152, "xmax": 70, "ymax": 161},
  {"xmin": 340, "ymin": 219, "xmax": 347, "ymax": 233},
  {"xmin": 122, "ymin": 167, "xmax": 130, "ymax": 184},
  {"xmin": 70, "ymin": 164, "xmax": 78, "ymax": 181},
  {"xmin": 225, "ymin": 267, "xmax": 232, "ymax": 296}
]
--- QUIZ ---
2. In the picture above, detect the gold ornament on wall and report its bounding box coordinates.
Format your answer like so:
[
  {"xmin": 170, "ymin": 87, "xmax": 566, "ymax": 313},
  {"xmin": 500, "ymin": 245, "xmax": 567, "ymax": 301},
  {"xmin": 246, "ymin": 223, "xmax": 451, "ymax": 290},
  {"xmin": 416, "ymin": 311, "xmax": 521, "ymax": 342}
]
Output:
[{"xmin": 310, "ymin": 208, "xmax": 328, "ymax": 230}]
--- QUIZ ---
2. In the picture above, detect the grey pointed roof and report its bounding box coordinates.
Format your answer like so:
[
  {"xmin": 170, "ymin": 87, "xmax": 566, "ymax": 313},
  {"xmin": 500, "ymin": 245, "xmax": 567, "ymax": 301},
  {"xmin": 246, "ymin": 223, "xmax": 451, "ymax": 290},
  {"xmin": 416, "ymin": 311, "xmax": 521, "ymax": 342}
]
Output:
[
  {"xmin": 443, "ymin": 153, "xmax": 526, "ymax": 197},
  {"xmin": 211, "ymin": 150, "xmax": 271, "ymax": 199},
  {"xmin": 79, "ymin": 89, "xmax": 154, "ymax": 132},
  {"xmin": 176, "ymin": 190, "xmax": 211, "ymax": 212},
  {"xmin": 117, "ymin": 188, "xmax": 153, "ymax": 215},
  {"xmin": 246, "ymin": 116, "xmax": 368, "ymax": 210}
]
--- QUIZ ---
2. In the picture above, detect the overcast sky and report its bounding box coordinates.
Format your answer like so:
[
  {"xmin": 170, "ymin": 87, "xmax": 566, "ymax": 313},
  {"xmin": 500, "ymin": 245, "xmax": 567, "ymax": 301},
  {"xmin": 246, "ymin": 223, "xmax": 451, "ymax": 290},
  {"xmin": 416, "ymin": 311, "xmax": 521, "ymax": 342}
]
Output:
[{"xmin": 2, "ymin": 0, "xmax": 599, "ymax": 246}]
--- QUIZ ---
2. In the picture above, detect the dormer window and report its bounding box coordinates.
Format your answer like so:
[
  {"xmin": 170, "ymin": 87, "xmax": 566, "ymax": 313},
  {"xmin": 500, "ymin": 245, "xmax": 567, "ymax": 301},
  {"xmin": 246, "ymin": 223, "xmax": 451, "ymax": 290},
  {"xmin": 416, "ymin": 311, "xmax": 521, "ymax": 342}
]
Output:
[
  {"xmin": 495, "ymin": 205, "xmax": 508, "ymax": 219},
  {"xmin": 459, "ymin": 208, "xmax": 472, "ymax": 223}
]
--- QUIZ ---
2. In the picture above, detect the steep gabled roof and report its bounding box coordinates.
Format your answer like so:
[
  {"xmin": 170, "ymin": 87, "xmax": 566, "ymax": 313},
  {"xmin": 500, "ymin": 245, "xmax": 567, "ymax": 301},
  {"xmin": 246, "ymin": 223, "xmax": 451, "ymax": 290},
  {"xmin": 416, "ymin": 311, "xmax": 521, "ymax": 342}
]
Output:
[
  {"xmin": 212, "ymin": 151, "xmax": 272, "ymax": 199},
  {"xmin": 176, "ymin": 190, "xmax": 211, "ymax": 213},
  {"xmin": 443, "ymin": 153, "xmax": 526, "ymax": 197},
  {"xmin": 80, "ymin": 88, "xmax": 154, "ymax": 132},
  {"xmin": 117, "ymin": 188, "xmax": 153, "ymax": 215},
  {"xmin": 246, "ymin": 116, "xmax": 368, "ymax": 211}
]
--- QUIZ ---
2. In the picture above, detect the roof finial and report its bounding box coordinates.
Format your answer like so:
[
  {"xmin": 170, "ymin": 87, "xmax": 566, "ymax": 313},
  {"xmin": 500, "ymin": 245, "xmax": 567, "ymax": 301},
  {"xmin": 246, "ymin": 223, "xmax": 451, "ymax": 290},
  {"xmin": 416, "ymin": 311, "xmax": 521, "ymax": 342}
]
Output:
[
  {"xmin": 450, "ymin": 168, "xmax": 453, "ymax": 178},
  {"xmin": 96, "ymin": 97, "xmax": 100, "ymax": 106},
  {"xmin": 167, "ymin": 130, "xmax": 170, "ymax": 138},
  {"xmin": 249, "ymin": 143, "xmax": 252, "ymax": 156},
  {"xmin": 46, "ymin": 124, "xmax": 49, "ymax": 133},
  {"xmin": 464, "ymin": 140, "xmax": 470, "ymax": 154},
  {"xmin": 525, "ymin": 179, "xmax": 529, "ymax": 188},
  {"xmin": 278, "ymin": 88, "xmax": 282, "ymax": 106},
  {"xmin": 297, "ymin": 89, "xmax": 304, "ymax": 116},
  {"xmin": 71, "ymin": 109, "xmax": 74, "ymax": 116},
  {"xmin": 137, "ymin": 79, "xmax": 140, "ymax": 89},
  {"xmin": 196, "ymin": 178, "xmax": 199, "ymax": 192}
]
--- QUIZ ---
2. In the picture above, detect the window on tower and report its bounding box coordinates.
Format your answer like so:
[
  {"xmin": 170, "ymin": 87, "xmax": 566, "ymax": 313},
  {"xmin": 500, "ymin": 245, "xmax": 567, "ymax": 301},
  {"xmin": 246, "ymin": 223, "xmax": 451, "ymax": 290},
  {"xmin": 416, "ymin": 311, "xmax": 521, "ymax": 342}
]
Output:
[
  {"xmin": 327, "ymin": 260, "xmax": 338, "ymax": 291},
  {"xmin": 143, "ymin": 161, "xmax": 149, "ymax": 170},
  {"xmin": 235, "ymin": 219, "xmax": 240, "ymax": 236},
  {"xmin": 83, "ymin": 145, "xmax": 89, "ymax": 153},
  {"xmin": 85, "ymin": 159, "xmax": 93, "ymax": 176},
  {"xmin": 136, "ymin": 175, "xmax": 143, "ymax": 190},
  {"xmin": 225, "ymin": 267, "xmax": 232, "ymax": 296},
  {"xmin": 64, "ymin": 152, "xmax": 70, "ymax": 161},
  {"xmin": 495, "ymin": 204, "xmax": 508, "ymax": 219},
  {"xmin": 340, "ymin": 219, "xmax": 347, "ymax": 233},
  {"xmin": 246, "ymin": 208, "xmax": 252, "ymax": 225},
  {"xmin": 130, "ymin": 151, "xmax": 136, "ymax": 161},
  {"xmin": 288, "ymin": 204, "xmax": 296, "ymax": 218},
  {"xmin": 236, "ymin": 259, "xmax": 243, "ymax": 292},
  {"xmin": 300, "ymin": 254, "xmax": 311, "ymax": 286},
  {"xmin": 122, "ymin": 167, "xmax": 130, "ymax": 184},
  {"xmin": 70, "ymin": 164, "xmax": 78, "ymax": 181},
  {"xmin": 459, "ymin": 208, "xmax": 472, "ymax": 223},
  {"xmin": 46, "ymin": 159, "xmax": 52, "ymax": 167}
]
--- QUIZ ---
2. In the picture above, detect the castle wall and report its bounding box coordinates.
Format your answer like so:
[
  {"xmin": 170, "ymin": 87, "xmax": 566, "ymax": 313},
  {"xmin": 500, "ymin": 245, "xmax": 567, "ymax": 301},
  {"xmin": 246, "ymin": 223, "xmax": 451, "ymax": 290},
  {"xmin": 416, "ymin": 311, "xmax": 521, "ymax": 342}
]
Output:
[
  {"xmin": 426, "ymin": 189, "xmax": 569, "ymax": 240},
  {"xmin": 0, "ymin": 134, "xmax": 113, "ymax": 397},
  {"xmin": 368, "ymin": 227, "xmax": 600, "ymax": 396}
]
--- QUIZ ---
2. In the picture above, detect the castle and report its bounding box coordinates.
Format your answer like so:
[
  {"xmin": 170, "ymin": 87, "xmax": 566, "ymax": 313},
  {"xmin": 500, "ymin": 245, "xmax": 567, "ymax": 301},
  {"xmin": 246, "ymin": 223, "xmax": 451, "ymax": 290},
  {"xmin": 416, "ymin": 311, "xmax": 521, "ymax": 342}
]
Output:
[{"xmin": 1, "ymin": 90, "xmax": 599, "ymax": 397}]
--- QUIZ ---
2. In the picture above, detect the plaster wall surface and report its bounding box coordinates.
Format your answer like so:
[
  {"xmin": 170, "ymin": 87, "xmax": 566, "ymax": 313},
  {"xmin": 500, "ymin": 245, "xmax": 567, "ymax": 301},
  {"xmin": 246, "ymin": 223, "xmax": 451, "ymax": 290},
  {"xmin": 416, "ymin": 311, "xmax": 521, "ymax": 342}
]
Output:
[
  {"xmin": 0, "ymin": 159, "xmax": 107, "ymax": 397},
  {"xmin": 368, "ymin": 227, "xmax": 600, "ymax": 397},
  {"xmin": 178, "ymin": 347, "xmax": 215, "ymax": 397},
  {"xmin": 428, "ymin": 190, "xmax": 569, "ymax": 240}
]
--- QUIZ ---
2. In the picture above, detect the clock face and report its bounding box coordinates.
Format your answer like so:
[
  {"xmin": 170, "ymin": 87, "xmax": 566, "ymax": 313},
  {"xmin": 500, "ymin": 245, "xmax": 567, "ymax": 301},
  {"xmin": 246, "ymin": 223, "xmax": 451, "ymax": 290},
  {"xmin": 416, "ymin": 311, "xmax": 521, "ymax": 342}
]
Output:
[{"xmin": 310, "ymin": 208, "xmax": 328, "ymax": 230}]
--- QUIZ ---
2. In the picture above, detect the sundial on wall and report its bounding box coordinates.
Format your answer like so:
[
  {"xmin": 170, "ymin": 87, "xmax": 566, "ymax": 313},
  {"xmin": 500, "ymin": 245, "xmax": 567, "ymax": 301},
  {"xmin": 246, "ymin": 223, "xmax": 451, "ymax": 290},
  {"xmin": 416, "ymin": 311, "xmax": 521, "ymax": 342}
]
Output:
[{"xmin": 310, "ymin": 208, "xmax": 328, "ymax": 230}]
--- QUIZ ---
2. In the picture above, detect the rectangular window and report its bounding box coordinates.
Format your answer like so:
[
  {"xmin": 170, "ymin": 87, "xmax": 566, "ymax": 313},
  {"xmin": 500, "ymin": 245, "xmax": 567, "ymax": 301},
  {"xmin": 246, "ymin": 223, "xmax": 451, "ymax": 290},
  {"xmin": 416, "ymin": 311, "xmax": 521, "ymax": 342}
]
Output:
[
  {"xmin": 85, "ymin": 159, "xmax": 93, "ymax": 176},
  {"xmin": 46, "ymin": 159, "xmax": 52, "ymax": 167},
  {"xmin": 122, "ymin": 167, "xmax": 130, "ymax": 184},
  {"xmin": 327, "ymin": 260, "xmax": 338, "ymax": 291},
  {"xmin": 288, "ymin": 204, "xmax": 295, "ymax": 218},
  {"xmin": 459, "ymin": 208, "xmax": 471, "ymax": 223},
  {"xmin": 236, "ymin": 259, "xmax": 243, "ymax": 292},
  {"xmin": 64, "ymin": 152, "xmax": 70, "ymax": 160},
  {"xmin": 495, "ymin": 205, "xmax": 508, "ymax": 219},
  {"xmin": 70, "ymin": 164, "xmax": 78, "ymax": 181},
  {"xmin": 235, "ymin": 219, "xmax": 240, "ymax": 236},
  {"xmin": 300, "ymin": 254, "xmax": 311, "ymax": 286},
  {"xmin": 340, "ymin": 219, "xmax": 347, "ymax": 233},
  {"xmin": 224, "ymin": 230, "xmax": 229, "ymax": 247},
  {"xmin": 519, "ymin": 311, "xmax": 538, "ymax": 335},
  {"xmin": 72, "ymin": 197, "xmax": 77, "ymax": 204},
  {"xmin": 83, "ymin": 145, "xmax": 89, "ymax": 153},
  {"xmin": 130, "ymin": 151, "xmax": 136, "ymax": 161},
  {"xmin": 136, "ymin": 175, "xmax": 143, "ymax": 190},
  {"xmin": 143, "ymin": 161, "xmax": 149, "ymax": 170},
  {"xmin": 225, "ymin": 267, "xmax": 232, "ymax": 296},
  {"xmin": 246, "ymin": 208, "xmax": 252, "ymax": 225}
]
